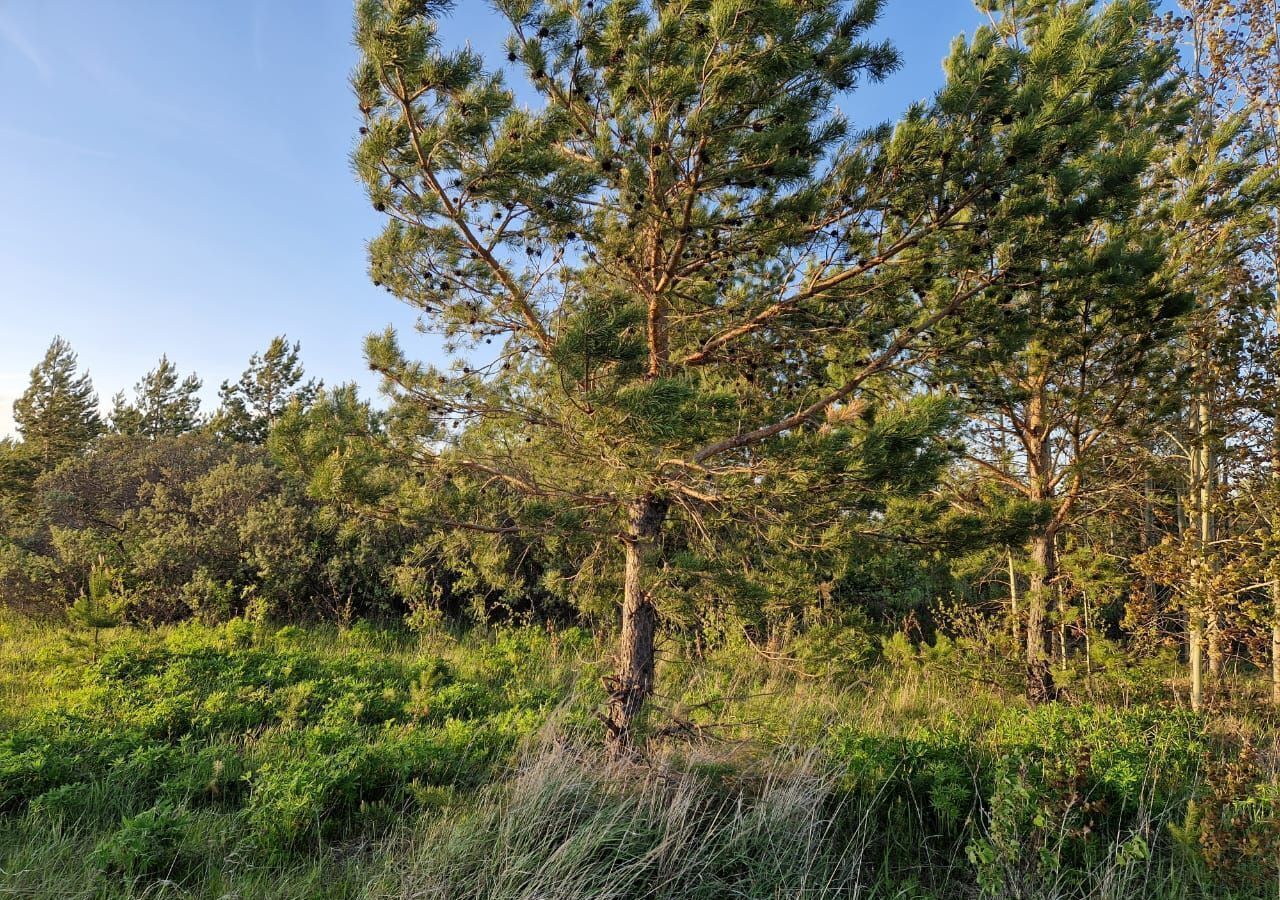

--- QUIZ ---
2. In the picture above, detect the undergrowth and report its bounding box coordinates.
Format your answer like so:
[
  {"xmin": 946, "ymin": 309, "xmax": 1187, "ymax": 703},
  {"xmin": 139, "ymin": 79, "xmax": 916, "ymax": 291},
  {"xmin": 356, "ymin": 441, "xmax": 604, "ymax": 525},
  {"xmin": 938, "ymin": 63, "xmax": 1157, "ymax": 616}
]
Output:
[{"xmin": 1, "ymin": 613, "xmax": 1277, "ymax": 898}]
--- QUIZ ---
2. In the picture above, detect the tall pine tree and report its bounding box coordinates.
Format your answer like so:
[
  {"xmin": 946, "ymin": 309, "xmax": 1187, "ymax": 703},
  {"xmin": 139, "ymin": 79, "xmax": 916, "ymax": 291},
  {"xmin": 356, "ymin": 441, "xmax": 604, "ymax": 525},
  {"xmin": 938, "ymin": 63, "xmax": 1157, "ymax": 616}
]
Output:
[
  {"xmin": 1172, "ymin": 0, "xmax": 1280, "ymax": 703},
  {"xmin": 952, "ymin": 0, "xmax": 1202, "ymax": 701},
  {"xmin": 109, "ymin": 355, "xmax": 204, "ymax": 438},
  {"xmin": 13, "ymin": 337, "xmax": 103, "ymax": 471},
  {"xmin": 352, "ymin": 0, "xmax": 1174, "ymax": 746},
  {"xmin": 214, "ymin": 337, "xmax": 319, "ymax": 444}
]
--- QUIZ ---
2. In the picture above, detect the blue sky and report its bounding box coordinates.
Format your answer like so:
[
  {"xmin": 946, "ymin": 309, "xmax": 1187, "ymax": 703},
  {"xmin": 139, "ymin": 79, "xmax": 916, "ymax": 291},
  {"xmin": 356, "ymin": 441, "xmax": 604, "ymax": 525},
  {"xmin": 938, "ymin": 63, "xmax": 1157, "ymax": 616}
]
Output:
[{"xmin": 0, "ymin": 0, "xmax": 984, "ymax": 437}]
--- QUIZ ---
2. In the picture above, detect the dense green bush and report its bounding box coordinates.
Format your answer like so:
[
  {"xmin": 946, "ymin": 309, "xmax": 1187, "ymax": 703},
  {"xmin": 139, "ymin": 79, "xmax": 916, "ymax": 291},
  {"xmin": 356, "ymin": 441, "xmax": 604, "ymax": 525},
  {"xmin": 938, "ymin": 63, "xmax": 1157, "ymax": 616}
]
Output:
[
  {"xmin": 828, "ymin": 725, "xmax": 978, "ymax": 830},
  {"xmin": 971, "ymin": 705, "xmax": 1206, "ymax": 895},
  {"xmin": 0, "ymin": 431, "xmax": 424, "ymax": 625}
]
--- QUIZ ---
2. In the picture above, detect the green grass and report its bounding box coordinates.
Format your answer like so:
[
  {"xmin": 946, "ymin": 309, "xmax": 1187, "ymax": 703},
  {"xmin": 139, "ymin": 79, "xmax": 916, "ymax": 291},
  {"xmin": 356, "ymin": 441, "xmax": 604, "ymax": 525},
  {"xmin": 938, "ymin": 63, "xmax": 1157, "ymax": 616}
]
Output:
[{"xmin": 1, "ymin": 613, "xmax": 1277, "ymax": 898}]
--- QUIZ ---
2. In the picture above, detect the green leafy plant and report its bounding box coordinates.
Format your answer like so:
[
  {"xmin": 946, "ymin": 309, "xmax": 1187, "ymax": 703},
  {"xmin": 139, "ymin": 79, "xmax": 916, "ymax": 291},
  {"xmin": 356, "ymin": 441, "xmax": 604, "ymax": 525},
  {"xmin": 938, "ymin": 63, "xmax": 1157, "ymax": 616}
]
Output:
[{"xmin": 90, "ymin": 801, "xmax": 195, "ymax": 879}]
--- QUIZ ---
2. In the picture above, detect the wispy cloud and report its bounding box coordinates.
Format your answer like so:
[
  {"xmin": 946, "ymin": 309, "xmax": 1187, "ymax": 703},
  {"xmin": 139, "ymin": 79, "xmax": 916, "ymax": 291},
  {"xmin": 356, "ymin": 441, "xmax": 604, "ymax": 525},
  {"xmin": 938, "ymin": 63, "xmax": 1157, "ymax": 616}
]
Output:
[{"xmin": 0, "ymin": 11, "xmax": 52, "ymax": 82}]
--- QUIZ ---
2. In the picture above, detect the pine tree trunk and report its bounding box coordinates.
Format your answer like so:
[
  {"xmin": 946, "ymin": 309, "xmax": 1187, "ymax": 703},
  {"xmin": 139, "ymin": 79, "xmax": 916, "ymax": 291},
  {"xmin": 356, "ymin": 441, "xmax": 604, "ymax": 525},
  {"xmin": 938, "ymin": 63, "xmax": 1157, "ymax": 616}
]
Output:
[
  {"xmin": 604, "ymin": 495, "xmax": 667, "ymax": 756},
  {"xmin": 1271, "ymin": 621, "xmax": 1279, "ymax": 706},
  {"xmin": 1190, "ymin": 617, "xmax": 1203, "ymax": 712},
  {"xmin": 1272, "ymin": 229, "xmax": 1280, "ymax": 704},
  {"xmin": 1025, "ymin": 528, "xmax": 1058, "ymax": 703},
  {"xmin": 1008, "ymin": 549, "xmax": 1020, "ymax": 644},
  {"xmin": 1196, "ymin": 389, "xmax": 1218, "ymax": 697}
]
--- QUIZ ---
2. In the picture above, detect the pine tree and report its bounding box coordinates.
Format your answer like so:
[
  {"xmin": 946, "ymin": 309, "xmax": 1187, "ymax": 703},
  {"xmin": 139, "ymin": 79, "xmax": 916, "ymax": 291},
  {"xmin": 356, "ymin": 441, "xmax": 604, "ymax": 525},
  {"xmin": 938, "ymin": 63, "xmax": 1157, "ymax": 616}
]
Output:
[
  {"xmin": 214, "ymin": 337, "xmax": 319, "ymax": 444},
  {"xmin": 1113, "ymin": 6, "xmax": 1280, "ymax": 709},
  {"xmin": 1172, "ymin": 0, "xmax": 1280, "ymax": 704},
  {"xmin": 0, "ymin": 438, "xmax": 40, "ymax": 535},
  {"xmin": 13, "ymin": 337, "xmax": 103, "ymax": 471},
  {"xmin": 950, "ymin": 1, "xmax": 1274, "ymax": 702},
  {"xmin": 68, "ymin": 557, "xmax": 123, "ymax": 661},
  {"xmin": 351, "ymin": 0, "xmax": 1173, "ymax": 748},
  {"xmin": 109, "ymin": 355, "xmax": 204, "ymax": 438},
  {"xmin": 1168, "ymin": 121, "xmax": 1274, "ymax": 710}
]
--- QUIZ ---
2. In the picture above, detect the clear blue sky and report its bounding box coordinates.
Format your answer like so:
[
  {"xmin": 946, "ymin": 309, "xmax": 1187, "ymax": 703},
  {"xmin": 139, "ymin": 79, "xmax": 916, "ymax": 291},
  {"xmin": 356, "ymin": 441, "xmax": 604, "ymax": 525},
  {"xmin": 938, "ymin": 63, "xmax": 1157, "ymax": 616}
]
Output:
[{"xmin": 0, "ymin": 0, "xmax": 984, "ymax": 437}]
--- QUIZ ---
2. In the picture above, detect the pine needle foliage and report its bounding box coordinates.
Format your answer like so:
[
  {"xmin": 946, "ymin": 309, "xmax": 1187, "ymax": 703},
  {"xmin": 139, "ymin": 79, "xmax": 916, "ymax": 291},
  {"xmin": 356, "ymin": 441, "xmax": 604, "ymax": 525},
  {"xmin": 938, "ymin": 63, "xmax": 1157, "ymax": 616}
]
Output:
[
  {"xmin": 13, "ymin": 337, "xmax": 102, "ymax": 472},
  {"xmin": 352, "ymin": 0, "xmax": 1189, "ymax": 745},
  {"xmin": 67, "ymin": 558, "xmax": 123, "ymax": 660},
  {"xmin": 214, "ymin": 337, "xmax": 320, "ymax": 445},
  {"xmin": 109, "ymin": 355, "xmax": 203, "ymax": 438}
]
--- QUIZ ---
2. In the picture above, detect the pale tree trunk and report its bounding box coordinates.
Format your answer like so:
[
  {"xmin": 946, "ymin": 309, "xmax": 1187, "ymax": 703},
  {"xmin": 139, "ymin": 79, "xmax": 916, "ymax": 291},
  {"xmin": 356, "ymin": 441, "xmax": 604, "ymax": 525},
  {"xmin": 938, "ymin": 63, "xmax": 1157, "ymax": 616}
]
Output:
[
  {"xmin": 1082, "ymin": 589, "xmax": 1093, "ymax": 687},
  {"xmin": 1271, "ymin": 617, "xmax": 1279, "ymax": 706},
  {"xmin": 1190, "ymin": 617, "xmax": 1204, "ymax": 713},
  {"xmin": 1188, "ymin": 400, "xmax": 1205, "ymax": 712},
  {"xmin": 1200, "ymin": 393, "xmax": 1223, "ymax": 679},
  {"xmin": 1143, "ymin": 475, "xmax": 1156, "ymax": 609},
  {"xmin": 1023, "ymin": 386, "xmax": 1058, "ymax": 703},
  {"xmin": 1272, "ymin": 405, "xmax": 1280, "ymax": 704},
  {"xmin": 604, "ymin": 495, "xmax": 668, "ymax": 755},
  {"xmin": 1026, "ymin": 527, "xmax": 1058, "ymax": 703},
  {"xmin": 1180, "ymin": 345, "xmax": 1218, "ymax": 708},
  {"xmin": 1008, "ymin": 549, "xmax": 1020, "ymax": 644}
]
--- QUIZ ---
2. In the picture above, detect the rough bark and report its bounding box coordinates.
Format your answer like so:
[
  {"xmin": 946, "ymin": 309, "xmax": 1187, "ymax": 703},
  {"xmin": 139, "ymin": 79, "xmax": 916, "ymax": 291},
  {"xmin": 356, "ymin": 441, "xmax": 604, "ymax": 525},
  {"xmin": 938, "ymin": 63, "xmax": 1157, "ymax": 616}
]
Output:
[
  {"xmin": 1207, "ymin": 620, "xmax": 1225, "ymax": 678},
  {"xmin": 1273, "ymin": 229, "xmax": 1280, "ymax": 704},
  {"xmin": 1022, "ymin": 381, "xmax": 1059, "ymax": 704},
  {"xmin": 604, "ymin": 494, "xmax": 668, "ymax": 756}
]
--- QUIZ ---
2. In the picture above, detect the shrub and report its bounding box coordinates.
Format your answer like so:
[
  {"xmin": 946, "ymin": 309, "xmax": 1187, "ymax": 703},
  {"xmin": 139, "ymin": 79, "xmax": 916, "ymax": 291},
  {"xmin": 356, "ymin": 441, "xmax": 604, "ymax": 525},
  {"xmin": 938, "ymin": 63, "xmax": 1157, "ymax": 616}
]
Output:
[
  {"xmin": 418, "ymin": 681, "xmax": 502, "ymax": 723},
  {"xmin": 989, "ymin": 704, "xmax": 1204, "ymax": 814},
  {"xmin": 968, "ymin": 704, "xmax": 1208, "ymax": 895},
  {"xmin": 785, "ymin": 611, "xmax": 879, "ymax": 680},
  {"xmin": 0, "ymin": 621, "xmax": 561, "ymax": 858},
  {"xmin": 827, "ymin": 725, "xmax": 979, "ymax": 843}
]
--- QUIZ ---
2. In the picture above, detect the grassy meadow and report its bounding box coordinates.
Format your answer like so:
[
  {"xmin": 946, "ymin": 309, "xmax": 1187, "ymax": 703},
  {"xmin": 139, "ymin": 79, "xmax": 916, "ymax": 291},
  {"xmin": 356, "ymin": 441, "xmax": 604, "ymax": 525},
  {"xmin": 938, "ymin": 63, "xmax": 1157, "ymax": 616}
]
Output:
[{"xmin": 2, "ymin": 612, "xmax": 1278, "ymax": 899}]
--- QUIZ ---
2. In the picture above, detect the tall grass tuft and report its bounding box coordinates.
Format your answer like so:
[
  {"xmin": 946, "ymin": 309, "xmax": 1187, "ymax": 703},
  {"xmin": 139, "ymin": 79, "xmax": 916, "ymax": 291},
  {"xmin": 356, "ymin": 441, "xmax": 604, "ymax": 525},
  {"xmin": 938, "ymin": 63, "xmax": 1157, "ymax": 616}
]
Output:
[
  {"xmin": 391, "ymin": 738, "xmax": 1265, "ymax": 900},
  {"xmin": 394, "ymin": 743, "xmax": 899, "ymax": 900}
]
